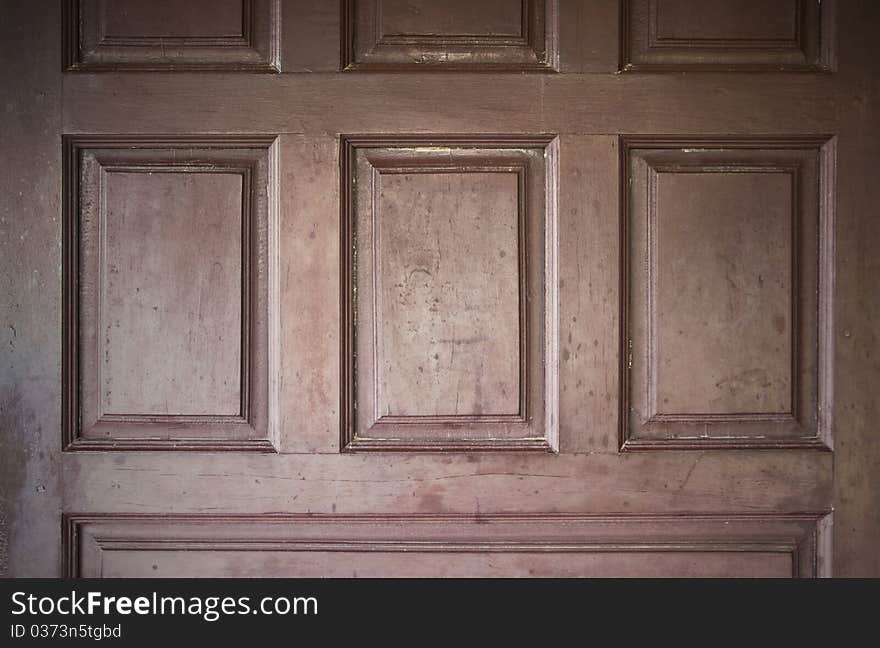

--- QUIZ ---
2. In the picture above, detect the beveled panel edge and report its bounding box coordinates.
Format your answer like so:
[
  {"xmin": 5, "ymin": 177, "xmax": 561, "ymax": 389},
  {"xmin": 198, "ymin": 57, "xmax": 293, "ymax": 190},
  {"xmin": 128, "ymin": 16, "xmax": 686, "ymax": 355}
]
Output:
[
  {"xmin": 62, "ymin": 511, "xmax": 832, "ymax": 578},
  {"xmin": 339, "ymin": 134, "xmax": 559, "ymax": 452},
  {"xmin": 341, "ymin": 0, "xmax": 559, "ymax": 72},
  {"xmin": 618, "ymin": 0, "xmax": 837, "ymax": 73},
  {"xmin": 617, "ymin": 135, "xmax": 836, "ymax": 452},
  {"xmin": 61, "ymin": 134, "xmax": 280, "ymax": 452},
  {"xmin": 62, "ymin": 0, "xmax": 282, "ymax": 72}
]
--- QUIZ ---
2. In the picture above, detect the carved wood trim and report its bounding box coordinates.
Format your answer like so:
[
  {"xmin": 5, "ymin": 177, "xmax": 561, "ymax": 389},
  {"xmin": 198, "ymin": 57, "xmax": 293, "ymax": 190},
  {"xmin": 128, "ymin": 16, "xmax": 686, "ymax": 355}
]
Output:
[
  {"xmin": 62, "ymin": 135, "xmax": 279, "ymax": 452},
  {"xmin": 62, "ymin": 0, "xmax": 281, "ymax": 72},
  {"xmin": 340, "ymin": 135, "xmax": 559, "ymax": 453},
  {"xmin": 618, "ymin": 135, "xmax": 835, "ymax": 451},
  {"xmin": 342, "ymin": 0, "xmax": 559, "ymax": 72},
  {"xmin": 620, "ymin": 0, "xmax": 836, "ymax": 72},
  {"xmin": 63, "ymin": 512, "xmax": 832, "ymax": 578}
]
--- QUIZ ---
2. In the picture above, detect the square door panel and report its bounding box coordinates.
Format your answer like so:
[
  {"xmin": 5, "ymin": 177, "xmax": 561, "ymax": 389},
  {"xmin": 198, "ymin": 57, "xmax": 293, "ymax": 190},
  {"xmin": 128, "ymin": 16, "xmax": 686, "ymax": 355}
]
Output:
[
  {"xmin": 621, "ymin": 0, "xmax": 835, "ymax": 71},
  {"xmin": 341, "ymin": 136, "xmax": 559, "ymax": 451},
  {"xmin": 63, "ymin": 136, "xmax": 279, "ymax": 451},
  {"xmin": 621, "ymin": 137, "xmax": 834, "ymax": 450},
  {"xmin": 342, "ymin": 0, "xmax": 558, "ymax": 71},
  {"xmin": 63, "ymin": 0, "xmax": 281, "ymax": 71}
]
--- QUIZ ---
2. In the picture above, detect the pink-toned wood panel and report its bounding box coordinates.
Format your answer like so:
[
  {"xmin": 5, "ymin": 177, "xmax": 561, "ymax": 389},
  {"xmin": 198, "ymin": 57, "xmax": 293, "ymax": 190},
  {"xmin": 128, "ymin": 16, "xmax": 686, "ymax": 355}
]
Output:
[
  {"xmin": 342, "ymin": 136, "xmax": 558, "ymax": 452},
  {"xmin": 376, "ymin": 171, "xmax": 521, "ymax": 418},
  {"xmin": 63, "ymin": 136, "xmax": 278, "ymax": 451},
  {"xmin": 622, "ymin": 137, "xmax": 834, "ymax": 450},
  {"xmin": 66, "ymin": 514, "xmax": 827, "ymax": 578},
  {"xmin": 100, "ymin": 549, "xmax": 793, "ymax": 578},
  {"xmin": 59, "ymin": 449, "xmax": 834, "ymax": 516},
  {"xmin": 653, "ymin": 171, "xmax": 793, "ymax": 416},
  {"xmin": 102, "ymin": 171, "xmax": 243, "ymax": 417}
]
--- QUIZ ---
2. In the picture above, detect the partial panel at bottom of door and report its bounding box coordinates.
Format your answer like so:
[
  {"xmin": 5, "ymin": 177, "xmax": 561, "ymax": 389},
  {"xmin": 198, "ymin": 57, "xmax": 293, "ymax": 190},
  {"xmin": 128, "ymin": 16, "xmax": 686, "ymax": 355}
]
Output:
[{"xmin": 64, "ymin": 513, "xmax": 829, "ymax": 578}]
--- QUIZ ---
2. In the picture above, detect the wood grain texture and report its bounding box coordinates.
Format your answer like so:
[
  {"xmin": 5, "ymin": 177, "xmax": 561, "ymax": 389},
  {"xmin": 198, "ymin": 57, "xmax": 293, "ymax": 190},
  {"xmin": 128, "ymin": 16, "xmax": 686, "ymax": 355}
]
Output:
[
  {"xmin": 651, "ymin": 171, "xmax": 794, "ymax": 415},
  {"xmin": 278, "ymin": 136, "xmax": 340, "ymax": 453},
  {"xmin": 101, "ymin": 170, "xmax": 243, "ymax": 416},
  {"xmin": 6, "ymin": 0, "xmax": 880, "ymax": 577},
  {"xmin": 60, "ymin": 451, "xmax": 833, "ymax": 515},
  {"xmin": 341, "ymin": 136, "xmax": 559, "ymax": 452},
  {"xmin": 621, "ymin": 0, "xmax": 836, "ymax": 72},
  {"xmin": 64, "ymin": 513, "xmax": 829, "ymax": 578},
  {"xmin": 283, "ymin": 134, "xmax": 613, "ymax": 455},
  {"xmin": 374, "ymin": 171, "xmax": 521, "ymax": 417},
  {"xmin": 556, "ymin": 136, "xmax": 620, "ymax": 453},
  {"xmin": 0, "ymin": 0, "xmax": 63, "ymax": 577},
  {"xmin": 61, "ymin": 74, "xmax": 839, "ymax": 135},
  {"xmin": 831, "ymin": 0, "xmax": 880, "ymax": 577},
  {"xmin": 63, "ymin": 0, "xmax": 281, "ymax": 71},
  {"xmin": 620, "ymin": 136, "xmax": 835, "ymax": 451},
  {"xmin": 62, "ymin": 136, "xmax": 280, "ymax": 451}
]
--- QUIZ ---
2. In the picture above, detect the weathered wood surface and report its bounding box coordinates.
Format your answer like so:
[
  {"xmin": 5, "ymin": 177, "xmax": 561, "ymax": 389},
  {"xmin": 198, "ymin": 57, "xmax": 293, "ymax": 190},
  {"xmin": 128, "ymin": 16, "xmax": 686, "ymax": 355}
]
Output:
[{"xmin": 2, "ymin": 0, "xmax": 878, "ymax": 577}]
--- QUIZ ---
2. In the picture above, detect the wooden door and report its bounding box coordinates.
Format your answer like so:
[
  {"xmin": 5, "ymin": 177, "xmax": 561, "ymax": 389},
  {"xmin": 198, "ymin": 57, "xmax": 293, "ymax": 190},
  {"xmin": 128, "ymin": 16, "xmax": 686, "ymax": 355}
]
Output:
[{"xmin": 1, "ymin": 0, "xmax": 878, "ymax": 577}]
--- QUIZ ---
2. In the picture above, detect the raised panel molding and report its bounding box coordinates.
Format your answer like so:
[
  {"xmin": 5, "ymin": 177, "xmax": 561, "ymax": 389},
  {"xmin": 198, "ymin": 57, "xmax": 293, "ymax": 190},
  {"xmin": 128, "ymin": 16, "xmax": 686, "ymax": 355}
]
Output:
[
  {"xmin": 621, "ymin": 0, "xmax": 836, "ymax": 72},
  {"xmin": 620, "ymin": 136, "xmax": 835, "ymax": 451},
  {"xmin": 62, "ymin": 136, "xmax": 280, "ymax": 451},
  {"xmin": 63, "ymin": 513, "xmax": 832, "ymax": 578},
  {"xmin": 63, "ymin": 0, "xmax": 281, "ymax": 71},
  {"xmin": 341, "ymin": 135, "xmax": 559, "ymax": 452},
  {"xmin": 342, "ymin": 0, "xmax": 559, "ymax": 71}
]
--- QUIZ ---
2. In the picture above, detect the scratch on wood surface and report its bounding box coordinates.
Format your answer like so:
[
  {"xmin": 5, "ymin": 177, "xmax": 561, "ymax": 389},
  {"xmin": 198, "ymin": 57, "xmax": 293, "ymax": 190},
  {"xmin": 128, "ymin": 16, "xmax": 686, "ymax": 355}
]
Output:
[{"xmin": 677, "ymin": 455, "xmax": 706, "ymax": 495}]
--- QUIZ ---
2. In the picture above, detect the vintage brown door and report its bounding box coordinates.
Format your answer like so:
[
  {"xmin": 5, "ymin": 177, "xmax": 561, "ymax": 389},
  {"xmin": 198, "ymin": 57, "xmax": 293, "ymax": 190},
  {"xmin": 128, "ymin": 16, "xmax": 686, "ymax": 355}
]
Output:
[{"xmin": 2, "ymin": 0, "xmax": 878, "ymax": 577}]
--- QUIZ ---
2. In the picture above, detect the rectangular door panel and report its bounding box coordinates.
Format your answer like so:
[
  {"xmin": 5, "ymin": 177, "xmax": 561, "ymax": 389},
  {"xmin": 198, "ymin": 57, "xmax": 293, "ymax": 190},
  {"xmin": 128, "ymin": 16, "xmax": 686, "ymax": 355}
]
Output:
[
  {"xmin": 63, "ymin": 136, "xmax": 280, "ymax": 451},
  {"xmin": 342, "ymin": 136, "xmax": 559, "ymax": 452},
  {"xmin": 66, "ymin": 514, "xmax": 828, "ymax": 578},
  {"xmin": 622, "ymin": 137, "xmax": 834, "ymax": 450},
  {"xmin": 64, "ymin": 0, "xmax": 281, "ymax": 71},
  {"xmin": 343, "ymin": 0, "xmax": 559, "ymax": 71},
  {"xmin": 622, "ymin": 0, "xmax": 835, "ymax": 71}
]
